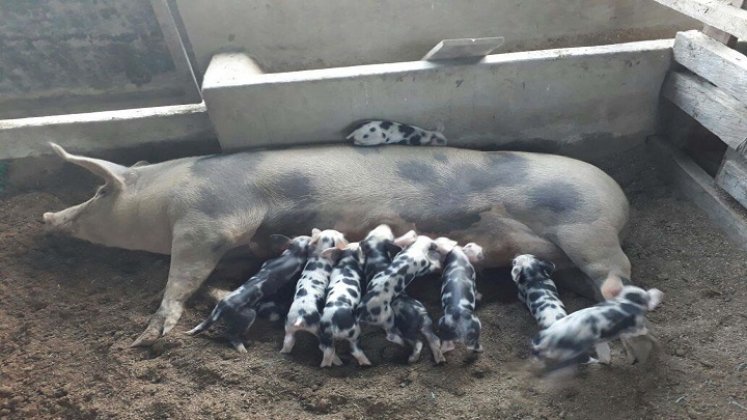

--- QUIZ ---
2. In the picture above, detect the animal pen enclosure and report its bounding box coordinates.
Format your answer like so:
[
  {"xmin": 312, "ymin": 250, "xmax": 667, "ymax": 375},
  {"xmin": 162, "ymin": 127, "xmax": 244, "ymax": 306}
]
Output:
[{"xmin": 1, "ymin": 1, "xmax": 747, "ymax": 419}]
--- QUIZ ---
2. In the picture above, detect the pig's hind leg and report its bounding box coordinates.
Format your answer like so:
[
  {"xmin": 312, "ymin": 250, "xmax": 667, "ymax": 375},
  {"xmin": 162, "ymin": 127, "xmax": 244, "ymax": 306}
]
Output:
[{"xmin": 226, "ymin": 307, "xmax": 257, "ymax": 353}]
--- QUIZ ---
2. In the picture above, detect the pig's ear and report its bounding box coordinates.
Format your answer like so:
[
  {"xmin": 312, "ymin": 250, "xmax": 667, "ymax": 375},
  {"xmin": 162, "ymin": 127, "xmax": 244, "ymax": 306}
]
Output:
[
  {"xmin": 311, "ymin": 228, "xmax": 322, "ymax": 242},
  {"xmin": 269, "ymin": 234, "xmax": 293, "ymax": 253},
  {"xmin": 320, "ymin": 247, "xmax": 343, "ymax": 262},
  {"xmin": 393, "ymin": 230, "xmax": 417, "ymax": 247},
  {"xmin": 384, "ymin": 241, "xmax": 403, "ymax": 259},
  {"xmin": 49, "ymin": 143, "xmax": 127, "ymax": 189}
]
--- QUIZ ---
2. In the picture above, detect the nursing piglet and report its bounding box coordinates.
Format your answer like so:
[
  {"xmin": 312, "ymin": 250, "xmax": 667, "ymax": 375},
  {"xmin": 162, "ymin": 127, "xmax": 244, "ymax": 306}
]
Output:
[
  {"xmin": 281, "ymin": 229, "xmax": 348, "ymax": 355},
  {"xmin": 510, "ymin": 254, "xmax": 567, "ymax": 329},
  {"xmin": 187, "ymin": 234, "xmax": 311, "ymax": 352},
  {"xmin": 438, "ymin": 242, "xmax": 485, "ymax": 353},
  {"xmin": 318, "ymin": 243, "xmax": 370, "ymax": 367}
]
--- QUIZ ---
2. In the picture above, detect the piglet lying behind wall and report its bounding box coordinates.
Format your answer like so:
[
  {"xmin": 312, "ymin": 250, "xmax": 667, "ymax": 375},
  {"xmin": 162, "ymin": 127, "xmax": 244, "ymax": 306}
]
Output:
[
  {"xmin": 346, "ymin": 120, "xmax": 447, "ymax": 146},
  {"xmin": 531, "ymin": 285, "xmax": 664, "ymax": 371}
]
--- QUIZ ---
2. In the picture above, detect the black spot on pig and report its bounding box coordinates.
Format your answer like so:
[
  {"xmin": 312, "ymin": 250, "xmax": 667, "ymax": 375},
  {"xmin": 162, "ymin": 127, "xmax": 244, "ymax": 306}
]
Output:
[
  {"xmin": 528, "ymin": 181, "xmax": 581, "ymax": 214},
  {"xmin": 273, "ymin": 172, "xmax": 315, "ymax": 201},
  {"xmin": 433, "ymin": 152, "xmax": 448, "ymax": 162},
  {"xmin": 296, "ymin": 288, "xmax": 307, "ymax": 298},
  {"xmin": 380, "ymin": 121, "xmax": 393, "ymax": 130},
  {"xmin": 332, "ymin": 309, "xmax": 355, "ymax": 329},
  {"xmin": 303, "ymin": 312, "xmax": 321, "ymax": 325},
  {"xmin": 399, "ymin": 125, "xmax": 415, "ymax": 136}
]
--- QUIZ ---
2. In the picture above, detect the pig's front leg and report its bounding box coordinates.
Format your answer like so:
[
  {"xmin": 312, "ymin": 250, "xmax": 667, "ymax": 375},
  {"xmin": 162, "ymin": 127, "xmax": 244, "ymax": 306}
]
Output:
[{"xmin": 132, "ymin": 221, "xmax": 256, "ymax": 347}]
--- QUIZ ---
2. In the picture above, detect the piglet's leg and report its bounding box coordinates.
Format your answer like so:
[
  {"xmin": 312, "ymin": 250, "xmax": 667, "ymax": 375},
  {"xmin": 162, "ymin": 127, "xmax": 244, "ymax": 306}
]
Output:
[
  {"xmin": 227, "ymin": 307, "xmax": 257, "ymax": 353},
  {"xmin": 407, "ymin": 340, "xmax": 424, "ymax": 364},
  {"xmin": 319, "ymin": 345, "xmax": 338, "ymax": 368},
  {"xmin": 350, "ymin": 339, "xmax": 372, "ymax": 366},
  {"xmin": 594, "ymin": 342, "xmax": 611, "ymax": 364},
  {"xmin": 280, "ymin": 329, "xmax": 297, "ymax": 354}
]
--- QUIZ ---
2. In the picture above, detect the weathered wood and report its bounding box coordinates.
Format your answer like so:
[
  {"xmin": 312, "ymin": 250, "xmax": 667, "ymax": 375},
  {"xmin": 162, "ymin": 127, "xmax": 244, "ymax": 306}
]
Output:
[
  {"xmin": 649, "ymin": 136, "xmax": 747, "ymax": 250},
  {"xmin": 422, "ymin": 37, "xmax": 505, "ymax": 61},
  {"xmin": 673, "ymin": 31, "xmax": 747, "ymax": 107},
  {"xmin": 702, "ymin": 0, "xmax": 745, "ymax": 46},
  {"xmin": 652, "ymin": 0, "xmax": 747, "ymax": 39},
  {"xmin": 716, "ymin": 148, "xmax": 747, "ymax": 208},
  {"xmin": 661, "ymin": 71, "xmax": 747, "ymax": 155}
]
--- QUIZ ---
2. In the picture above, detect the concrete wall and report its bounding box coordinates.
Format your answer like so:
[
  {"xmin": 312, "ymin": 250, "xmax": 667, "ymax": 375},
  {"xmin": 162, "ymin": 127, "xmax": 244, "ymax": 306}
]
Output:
[
  {"xmin": 202, "ymin": 40, "xmax": 673, "ymax": 161},
  {"xmin": 0, "ymin": 0, "xmax": 198, "ymax": 119},
  {"xmin": 176, "ymin": 0, "xmax": 695, "ymax": 77}
]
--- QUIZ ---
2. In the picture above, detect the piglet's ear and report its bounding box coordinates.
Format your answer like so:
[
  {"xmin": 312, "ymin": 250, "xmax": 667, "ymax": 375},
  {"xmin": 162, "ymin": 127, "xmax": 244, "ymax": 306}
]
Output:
[
  {"xmin": 393, "ymin": 230, "xmax": 417, "ymax": 247},
  {"xmin": 310, "ymin": 228, "xmax": 322, "ymax": 242},
  {"xmin": 49, "ymin": 142, "xmax": 127, "ymax": 189},
  {"xmin": 384, "ymin": 241, "xmax": 403, "ymax": 258},
  {"xmin": 539, "ymin": 260, "xmax": 556, "ymax": 275},
  {"xmin": 269, "ymin": 234, "xmax": 293, "ymax": 253},
  {"xmin": 320, "ymin": 247, "xmax": 343, "ymax": 262}
]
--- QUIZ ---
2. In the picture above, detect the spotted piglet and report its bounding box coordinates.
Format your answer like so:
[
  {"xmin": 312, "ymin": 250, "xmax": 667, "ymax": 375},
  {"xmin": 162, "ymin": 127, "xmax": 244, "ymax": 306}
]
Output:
[
  {"xmin": 360, "ymin": 224, "xmax": 414, "ymax": 284},
  {"xmin": 281, "ymin": 229, "xmax": 348, "ymax": 355},
  {"xmin": 389, "ymin": 295, "xmax": 444, "ymax": 363},
  {"xmin": 346, "ymin": 120, "xmax": 447, "ymax": 146},
  {"xmin": 438, "ymin": 242, "xmax": 485, "ymax": 354},
  {"xmin": 358, "ymin": 235, "xmax": 448, "ymax": 363},
  {"xmin": 318, "ymin": 243, "xmax": 370, "ymax": 367},
  {"xmin": 187, "ymin": 235, "xmax": 311, "ymax": 352},
  {"xmin": 510, "ymin": 254, "xmax": 567, "ymax": 329},
  {"xmin": 531, "ymin": 285, "xmax": 664, "ymax": 370}
]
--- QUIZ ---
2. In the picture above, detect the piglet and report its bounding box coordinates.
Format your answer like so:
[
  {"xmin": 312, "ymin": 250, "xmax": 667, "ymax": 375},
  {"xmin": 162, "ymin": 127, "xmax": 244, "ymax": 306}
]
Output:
[
  {"xmin": 318, "ymin": 243, "xmax": 370, "ymax": 367},
  {"xmin": 281, "ymin": 229, "xmax": 348, "ymax": 356},
  {"xmin": 358, "ymin": 234, "xmax": 448, "ymax": 363},
  {"xmin": 187, "ymin": 234, "xmax": 311, "ymax": 352},
  {"xmin": 389, "ymin": 295, "xmax": 444, "ymax": 363},
  {"xmin": 438, "ymin": 242, "xmax": 485, "ymax": 354},
  {"xmin": 510, "ymin": 254, "xmax": 567, "ymax": 330},
  {"xmin": 347, "ymin": 120, "xmax": 447, "ymax": 146},
  {"xmin": 531, "ymin": 285, "xmax": 664, "ymax": 370}
]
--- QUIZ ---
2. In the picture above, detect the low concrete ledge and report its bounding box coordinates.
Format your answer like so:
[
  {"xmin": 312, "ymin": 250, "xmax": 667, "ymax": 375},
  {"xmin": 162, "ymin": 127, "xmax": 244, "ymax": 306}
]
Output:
[
  {"xmin": 202, "ymin": 40, "xmax": 674, "ymax": 156},
  {"xmin": 0, "ymin": 103, "xmax": 215, "ymax": 160}
]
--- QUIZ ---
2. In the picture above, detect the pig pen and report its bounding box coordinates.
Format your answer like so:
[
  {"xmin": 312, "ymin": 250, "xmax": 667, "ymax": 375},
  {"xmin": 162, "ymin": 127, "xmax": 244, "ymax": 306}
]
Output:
[
  {"xmin": 3, "ymin": 1, "xmax": 747, "ymax": 419},
  {"xmin": 2, "ymin": 146, "xmax": 747, "ymax": 419}
]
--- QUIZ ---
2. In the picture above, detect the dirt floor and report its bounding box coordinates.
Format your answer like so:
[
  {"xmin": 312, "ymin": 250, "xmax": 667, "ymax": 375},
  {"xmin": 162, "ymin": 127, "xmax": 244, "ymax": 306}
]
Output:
[{"xmin": 1, "ymin": 155, "xmax": 747, "ymax": 420}]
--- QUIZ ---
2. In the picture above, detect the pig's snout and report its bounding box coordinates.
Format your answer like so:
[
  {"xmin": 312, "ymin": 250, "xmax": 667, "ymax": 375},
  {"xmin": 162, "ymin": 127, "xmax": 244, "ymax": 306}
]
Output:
[{"xmin": 42, "ymin": 211, "xmax": 72, "ymax": 233}]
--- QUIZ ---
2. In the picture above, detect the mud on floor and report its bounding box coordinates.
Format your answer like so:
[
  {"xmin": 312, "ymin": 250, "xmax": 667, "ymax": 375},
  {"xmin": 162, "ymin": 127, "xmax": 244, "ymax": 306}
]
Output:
[{"xmin": 1, "ymin": 161, "xmax": 747, "ymax": 420}]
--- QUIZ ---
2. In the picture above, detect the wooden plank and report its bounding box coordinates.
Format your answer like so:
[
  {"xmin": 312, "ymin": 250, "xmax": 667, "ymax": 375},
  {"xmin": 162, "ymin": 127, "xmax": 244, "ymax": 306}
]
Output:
[
  {"xmin": 422, "ymin": 37, "xmax": 505, "ymax": 61},
  {"xmin": 652, "ymin": 0, "xmax": 747, "ymax": 39},
  {"xmin": 716, "ymin": 148, "xmax": 747, "ymax": 208},
  {"xmin": 702, "ymin": 0, "xmax": 745, "ymax": 46},
  {"xmin": 673, "ymin": 31, "xmax": 747, "ymax": 107},
  {"xmin": 661, "ymin": 71, "xmax": 747, "ymax": 155},
  {"xmin": 649, "ymin": 136, "xmax": 747, "ymax": 250}
]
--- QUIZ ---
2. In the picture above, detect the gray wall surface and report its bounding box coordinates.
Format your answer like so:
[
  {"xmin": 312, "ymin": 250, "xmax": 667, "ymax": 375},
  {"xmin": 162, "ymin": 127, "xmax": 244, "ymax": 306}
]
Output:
[
  {"xmin": 202, "ymin": 40, "xmax": 673, "ymax": 161},
  {"xmin": 176, "ymin": 0, "xmax": 696, "ymax": 77},
  {"xmin": 0, "ymin": 0, "xmax": 197, "ymax": 119}
]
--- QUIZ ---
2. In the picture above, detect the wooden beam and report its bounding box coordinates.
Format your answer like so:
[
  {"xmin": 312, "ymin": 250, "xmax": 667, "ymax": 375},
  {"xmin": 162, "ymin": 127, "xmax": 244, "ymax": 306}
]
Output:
[
  {"xmin": 649, "ymin": 136, "xmax": 747, "ymax": 250},
  {"xmin": 661, "ymin": 71, "xmax": 747, "ymax": 155},
  {"xmin": 651, "ymin": 0, "xmax": 747, "ymax": 40},
  {"xmin": 673, "ymin": 31, "xmax": 747, "ymax": 107},
  {"xmin": 716, "ymin": 148, "xmax": 747, "ymax": 208},
  {"xmin": 701, "ymin": 0, "xmax": 745, "ymax": 46}
]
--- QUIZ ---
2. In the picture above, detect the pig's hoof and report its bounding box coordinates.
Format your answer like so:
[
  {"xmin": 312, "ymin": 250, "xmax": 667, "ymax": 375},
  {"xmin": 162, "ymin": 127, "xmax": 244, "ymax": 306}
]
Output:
[
  {"xmin": 131, "ymin": 316, "xmax": 166, "ymax": 347},
  {"xmin": 131, "ymin": 327, "xmax": 161, "ymax": 347}
]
